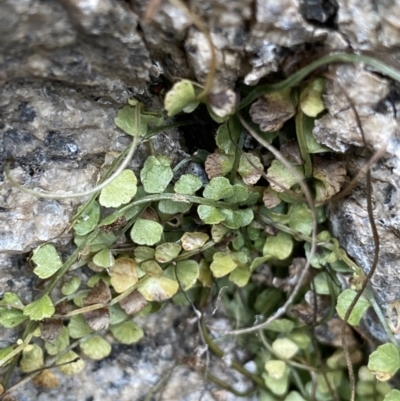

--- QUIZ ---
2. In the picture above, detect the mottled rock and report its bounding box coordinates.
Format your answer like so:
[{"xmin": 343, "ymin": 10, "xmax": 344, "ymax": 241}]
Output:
[
  {"xmin": 0, "ymin": 0, "xmax": 151, "ymax": 97},
  {"xmin": 313, "ymin": 63, "xmax": 400, "ymax": 330},
  {"xmin": 337, "ymin": 0, "xmax": 400, "ymax": 49}
]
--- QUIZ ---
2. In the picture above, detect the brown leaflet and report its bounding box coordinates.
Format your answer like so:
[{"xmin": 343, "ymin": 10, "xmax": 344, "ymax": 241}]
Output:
[
  {"xmin": 204, "ymin": 152, "xmax": 234, "ymax": 179},
  {"xmin": 84, "ymin": 307, "xmax": 110, "ymax": 331},
  {"xmin": 140, "ymin": 207, "xmax": 159, "ymax": 222},
  {"xmin": 280, "ymin": 140, "xmax": 303, "ymax": 166},
  {"xmin": 39, "ymin": 318, "xmax": 63, "ymax": 342},
  {"xmin": 208, "ymin": 89, "xmax": 237, "ymax": 118},
  {"xmin": 119, "ymin": 290, "xmax": 148, "ymax": 315},
  {"xmin": 110, "ymin": 257, "xmax": 138, "ymax": 293},
  {"xmin": 31, "ymin": 369, "xmax": 59, "ymax": 389},
  {"xmin": 83, "ymin": 280, "xmax": 111, "ymax": 331},
  {"xmin": 83, "ymin": 280, "xmax": 111, "ymax": 306},
  {"xmin": 315, "ymin": 318, "xmax": 358, "ymax": 349},
  {"xmin": 213, "ymin": 235, "xmax": 236, "ymax": 252},
  {"xmin": 249, "ymin": 92, "xmax": 295, "ymax": 132},
  {"xmin": 313, "ymin": 155, "xmax": 347, "ymax": 201},
  {"xmin": 262, "ymin": 188, "xmax": 281, "ymax": 209},
  {"xmin": 99, "ymin": 216, "xmax": 127, "ymax": 233},
  {"xmin": 289, "ymin": 290, "xmax": 330, "ymax": 325}
]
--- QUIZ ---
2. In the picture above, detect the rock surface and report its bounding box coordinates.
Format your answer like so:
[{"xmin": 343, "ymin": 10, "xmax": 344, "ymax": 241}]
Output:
[{"xmin": 1, "ymin": 0, "xmax": 400, "ymax": 399}]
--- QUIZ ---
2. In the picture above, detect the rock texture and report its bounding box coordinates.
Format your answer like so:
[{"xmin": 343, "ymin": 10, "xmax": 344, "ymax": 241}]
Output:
[{"xmin": 1, "ymin": 0, "xmax": 400, "ymax": 399}]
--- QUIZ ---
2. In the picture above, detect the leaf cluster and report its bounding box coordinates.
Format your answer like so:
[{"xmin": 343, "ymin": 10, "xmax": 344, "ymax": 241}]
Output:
[{"xmin": 0, "ymin": 67, "xmax": 398, "ymax": 401}]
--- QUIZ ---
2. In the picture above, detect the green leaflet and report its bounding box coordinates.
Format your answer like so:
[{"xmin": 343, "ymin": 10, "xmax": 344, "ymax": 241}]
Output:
[
  {"xmin": 61, "ymin": 276, "xmax": 81, "ymax": 296},
  {"xmin": 203, "ymin": 177, "xmax": 234, "ymax": 200},
  {"xmin": 141, "ymin": 156, "xmax": 173, "ymax": 194},
  {"xmin": 384, "ymin": 390, "xmax": 400, "ymax": 401},
  {"xmin": 32, "ymin": 244, "xmax": 63, "ymax": 279},
  {"xmin": 80, "ymin": 336, "xmax": 112, "ymax": 360},
  {"xmin": 197, "ymin": 205, "xmax": 226, "ymax": 225},
  {"xmin": 299, "ymin": 78, "xmax": 326, "ymax": 117},
  {"xmin": 215, "ymin": 122, "xmax": 240, "ymax": 155},
  {"xmin": 74, "ymin": 201, "xmax": 101, "ymax": 236},
  {"xmin": 45, "ymin": 327, "xmax": 70, "ymax": 356},
  {"xmin": 174, "ymin": 174, "xmax": 203, "ymax": 195},
  {"xmin": 131, "ymin": 219, "xmax": 163, "ymax": 246},
  {"xmin": 272, "ymin": 338, "xmax": 299, "ymax": 359},
  {"xmin": 220, "ymin": 208, "xmax": 254, "ymax": 229},
  {"xmin": 20, "ymin": 344, "xmax": 44, "ymax": 373},
  {"xmin": 263, "ymin": 231, "xmax": 293, "ymax": 260},
  {"xmin": 229, "ymin": 266, "xmax": 250, "ymax": 287},
  {"xmin": 99, "ymin": 170, "xmax": 137, "ymax": 208},
  {"xmin": 109, "ymin": 303, "xmax": 129, "ymax": 325},
  {"xmin": 288, "ymin": 202, "xmax": 313, "ymax": 236},
  {"xmin": 155, "ymin": 242, "xmax": 182, "ymax": 263},
  {"xmin": 210, "ymin": 252, "xmax": 238, "ymax": 278},
  {"xmin": 138, "ymin": 276, "xmax": 179, "ymax": 302},
  {"xmin": 68, "ymin": 314, "xmax": 94, "ymax": 339},
  {"xmin": 158, "ymin": 199, "xmax": 192, "ymax": 214},
  {"xmin": 23, "ymin": 295, "xmax": 55, "ymax": 321},
  {"xmin": 115, "ymin": 103, "xmax": 163, "ymax": 137},
  {"xmin": 0, "ymin": 292, "xmax": 27, "ymax": 328},
  {"xmin": 141, "ymin": 260, "xmax": 163, "ymax": 277},
  {"xmin": 164, "ymin": 80, "xmax": 199, "ymax": 117},
  {"xmin": 176, "ymin": 260, "xmax": 200, "ymax": 290},
  {"xmin": 336, "ymin": 289, "xmax": 371, "ymax": 326},
  {"xmin": 266, "ymin": 160, "xmax": 304, "ymax": 193},
  {"xmin": 134, "ymin": 246, "xmax": 155, "ymax": 263},
  {"xmin": 110, "ymin": 321, "xmax": 144, "ymax": 345},
  {"xmin": 56, "ymin": 351, "xmax": 84, "ymax": 375},
  {"xmin": 92, "ymin": 248, "xmax": 115, "ymax": 269},
  {"xmin": 226, "ymin": 184, "xmax": 250, "ymax": 203},
  {"xmin": 263, "ymin": 360, "xmax": 290, "ymax": 396},
  {"xmin": 368, "ymin": 343, "xmax": 400, "ymax": 382}
]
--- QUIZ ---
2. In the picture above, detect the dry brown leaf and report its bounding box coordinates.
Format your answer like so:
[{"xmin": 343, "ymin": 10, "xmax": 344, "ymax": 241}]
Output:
[
  {"xmin": 84, "ymin": 307, "xmax": 110, "ymax": 331},
  {"xmin": 289, "ymin": 290, "xmax": 330, "ymax": 325},
  {"xmin": 32, "ymin": 369, "xmax": 59, "ymax": 388},
  {"xmin": 83, "ymin": 280, "xmax": 111, "ymax": 306},
  {"xmin": 119, "ymin": 290, "xmax": 149, "ymax": 315},
  {"xmin": 140, "ymin": 207, "xmax": 159, "ymax": 222},
  {"xmin": 208, "ymin": 89, "xmax": 237, "ymax": 118},
  {"xmin": 204, "ymin": 152, "xmax": 234, "ymax": 179},
  {"xmin": 262, "ymin": 188, "xmax": 282, "ymax": 209},
  {"xmin": 313, "ymin": 156, "xmax": 346, "ymax": 201},
  {"xmin": 39, "ymin": 318, "xmax": 63, "ymax": 342},
  {"xmin": 249, "ymin": 91, "xmax": 295, "ymax": 132},
  {"xmin": 280, "ymin": 140, "xmax": 303, "ymax": 165},
  {"xmin": 238, "ymin": 153, "xmax": 263, "ymax": 185},
  {"xmin": 110, "ymin": 257, "xmax": 138, "ymax": 293},
  {"xmin": 99, "ymin": 216, "xmax": 127, "ymax": 233},
  {"xmin": 315, "ymin": 318, "xmax": 358, "ymax": 348}
]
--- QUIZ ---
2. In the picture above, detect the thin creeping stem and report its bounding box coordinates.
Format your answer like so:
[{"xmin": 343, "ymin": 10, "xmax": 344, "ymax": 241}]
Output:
[{"xmin": 335, "ymin": 84, "xmax": 382, "ymax": 401}]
